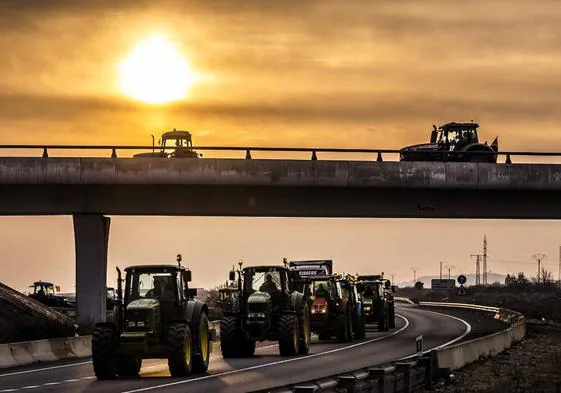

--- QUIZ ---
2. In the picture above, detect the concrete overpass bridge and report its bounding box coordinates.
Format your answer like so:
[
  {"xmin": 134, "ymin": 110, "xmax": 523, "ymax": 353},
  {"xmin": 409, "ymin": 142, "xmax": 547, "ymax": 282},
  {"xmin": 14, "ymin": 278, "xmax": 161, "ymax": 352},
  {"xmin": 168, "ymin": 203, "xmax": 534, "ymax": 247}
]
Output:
[{"xmin": 1, "ymin": 156, "xmax": 561, "ymax": 330}]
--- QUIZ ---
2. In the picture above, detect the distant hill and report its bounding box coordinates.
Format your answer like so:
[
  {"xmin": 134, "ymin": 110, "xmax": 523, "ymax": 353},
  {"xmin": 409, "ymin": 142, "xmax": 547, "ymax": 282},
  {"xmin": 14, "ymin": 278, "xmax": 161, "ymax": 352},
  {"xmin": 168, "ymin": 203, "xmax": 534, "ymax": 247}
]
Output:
[{"xmin": 396, "ymin": 273, "xmax": 506, "ymax": 288}]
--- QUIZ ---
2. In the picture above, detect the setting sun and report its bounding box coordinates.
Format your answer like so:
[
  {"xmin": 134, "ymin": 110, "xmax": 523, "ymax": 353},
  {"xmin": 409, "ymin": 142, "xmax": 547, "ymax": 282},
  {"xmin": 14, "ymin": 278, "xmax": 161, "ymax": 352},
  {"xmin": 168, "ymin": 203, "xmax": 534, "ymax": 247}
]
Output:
[{"xmin": 119, "ymin": 36, "xmax": 197, "ymax": 104}]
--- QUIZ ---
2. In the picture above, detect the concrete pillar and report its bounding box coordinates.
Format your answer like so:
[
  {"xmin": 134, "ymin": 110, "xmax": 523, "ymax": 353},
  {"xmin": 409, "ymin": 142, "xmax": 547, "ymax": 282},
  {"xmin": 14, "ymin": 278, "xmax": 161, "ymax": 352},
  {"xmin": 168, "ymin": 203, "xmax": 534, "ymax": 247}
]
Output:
[{"xmin": 73, "ymin": 214, "xmax": 110, "ymax": 333}]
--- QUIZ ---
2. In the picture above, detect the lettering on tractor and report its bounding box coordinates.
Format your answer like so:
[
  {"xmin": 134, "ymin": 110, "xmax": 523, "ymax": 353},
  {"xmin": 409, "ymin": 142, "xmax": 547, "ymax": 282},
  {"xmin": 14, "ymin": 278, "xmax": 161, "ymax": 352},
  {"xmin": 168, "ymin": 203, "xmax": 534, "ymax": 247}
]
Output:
[
  {"xmin": 219, "ymin": 261, "xmax": 311, "ymax": 358},
  {"xmin": 91, "ymin": 254, "xmax": 214, "ymax": 379},
  {"xmin": 400, "ymin": 122, "xmax": 499, "ymax": 163},
  {"xmin": 133, "ymin": 129, "xmax": 202, "ymax": 158},
  {"xmin": 289, "ymin": 260, "xmax": 366, "ymax": 342},
  {"xmin": 356, "ymin": 274, "xmax": 396, "ymax": 331}
]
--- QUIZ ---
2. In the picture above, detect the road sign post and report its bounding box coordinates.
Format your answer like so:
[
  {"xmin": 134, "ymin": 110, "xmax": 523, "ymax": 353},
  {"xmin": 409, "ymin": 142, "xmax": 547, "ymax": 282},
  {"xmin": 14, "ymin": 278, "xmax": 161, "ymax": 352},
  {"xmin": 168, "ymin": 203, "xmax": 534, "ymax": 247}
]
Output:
[{"xmin": 416, "ymin": 335, "xmax": 423, "ymax": 354}]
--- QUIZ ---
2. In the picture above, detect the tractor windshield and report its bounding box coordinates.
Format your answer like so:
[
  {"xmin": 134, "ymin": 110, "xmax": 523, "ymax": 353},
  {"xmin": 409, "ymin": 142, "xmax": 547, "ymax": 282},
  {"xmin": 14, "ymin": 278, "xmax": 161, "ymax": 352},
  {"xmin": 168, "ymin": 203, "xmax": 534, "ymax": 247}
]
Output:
[
  {"xmin": 245, "ymin": 269, "xmax": 282, "ymax": 293},
  {"xmin": 163, "ymin": 137, "xmax": 192, "ymax": 149},
  {"xmin": 310, "ymin": 280, "xmax": 335, "ymax": 299},
  {"xmin": 440, "ymin": 128, "xmax": 478, "ymax": 146},
  {"xmin": 128, "ymin": 272, "xmax": 179, "ymax": 302}
]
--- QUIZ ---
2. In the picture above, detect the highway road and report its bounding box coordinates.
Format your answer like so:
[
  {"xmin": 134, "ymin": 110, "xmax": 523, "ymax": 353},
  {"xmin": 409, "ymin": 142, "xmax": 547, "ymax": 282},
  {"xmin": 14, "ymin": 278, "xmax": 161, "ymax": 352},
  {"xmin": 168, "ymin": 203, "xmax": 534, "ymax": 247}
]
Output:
[{"xmin": 0, "ymin": 305, "xmax": 473, "ymax": 393}]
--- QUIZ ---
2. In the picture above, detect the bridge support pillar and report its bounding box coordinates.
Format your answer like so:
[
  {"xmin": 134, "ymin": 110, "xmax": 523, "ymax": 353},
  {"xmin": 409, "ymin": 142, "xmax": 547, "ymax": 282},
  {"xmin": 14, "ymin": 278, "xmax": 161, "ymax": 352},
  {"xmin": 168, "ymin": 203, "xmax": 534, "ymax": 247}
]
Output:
[{"xmin": 73, "ymin": 214, "xmax": 110, "ymax": 334}]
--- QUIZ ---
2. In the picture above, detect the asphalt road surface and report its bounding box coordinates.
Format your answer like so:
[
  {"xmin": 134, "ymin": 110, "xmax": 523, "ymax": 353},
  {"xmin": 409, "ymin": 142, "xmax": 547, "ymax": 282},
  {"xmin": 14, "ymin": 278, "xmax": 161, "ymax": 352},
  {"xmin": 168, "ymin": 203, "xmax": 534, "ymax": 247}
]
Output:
[{"xmin": 0, "ymin": 305, "xmax": 472, "ymax": 393}]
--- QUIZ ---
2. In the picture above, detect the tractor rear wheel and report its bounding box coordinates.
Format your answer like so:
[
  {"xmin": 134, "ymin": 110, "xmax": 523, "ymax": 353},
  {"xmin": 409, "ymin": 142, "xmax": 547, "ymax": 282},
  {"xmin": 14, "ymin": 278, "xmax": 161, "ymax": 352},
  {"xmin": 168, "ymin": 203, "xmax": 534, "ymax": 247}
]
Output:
[
  {"xmin": 278, "ymin": 314, "xmax": 299, "ymax": 356},
  {"xmin": 192, "ymin": 312, "xmax": 211, "ymax": 373},
  {"xmin": 167, "ymin": 323, "xmax": 193, "ymax": 377},
  {"xmin": 92, "ymin": 325, "xmax": 117, "ymax": 380},
  {"xmin": 116, "ymin": 356, "xmax": 141, "ymax": 377},
  {"xmin": 298, "ymin": 303, "xmax": 311, "ymax": 354}
]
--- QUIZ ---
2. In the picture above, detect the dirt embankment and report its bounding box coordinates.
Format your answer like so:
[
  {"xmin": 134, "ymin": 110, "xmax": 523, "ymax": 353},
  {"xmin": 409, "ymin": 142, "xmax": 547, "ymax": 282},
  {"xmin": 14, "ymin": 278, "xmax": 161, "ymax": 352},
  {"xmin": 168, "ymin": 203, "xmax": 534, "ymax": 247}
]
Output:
[
  {"xmin": 427, "ymin": 326, "xmax": 561, "ymax": 393},
  {"xmin": 0, "ymin": 282, "xmax": 75, "ymax": 343}
]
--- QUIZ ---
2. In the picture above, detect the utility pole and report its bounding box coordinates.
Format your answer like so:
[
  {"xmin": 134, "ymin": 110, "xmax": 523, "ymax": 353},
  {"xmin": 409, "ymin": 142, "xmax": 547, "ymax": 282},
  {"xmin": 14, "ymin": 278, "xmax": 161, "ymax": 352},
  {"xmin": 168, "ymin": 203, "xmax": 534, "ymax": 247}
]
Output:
[
  {"xmin": 532, "ymin": 253, "xmax": 546, "ymax": 283},
  {"xmin": 440, "ymin": 261, "xmax": 443, "ymax": 280},
  {"xmin": 446, "ymin": 264, "xmax": 455, "ymax": 280},
  {"xmin": 411, "ymin": 267, "xmax": 418, "ymax": 285},
  {"xmin": 483, "ymin": 234, "xmax": 488, "ymax": 285},
  {"xmin": 471, "ymin": 254, "xmax": 481, "ymax": 286},
  {"xmin": 558, "ymin": 246, "xmax": 560, "ymax": 285}
]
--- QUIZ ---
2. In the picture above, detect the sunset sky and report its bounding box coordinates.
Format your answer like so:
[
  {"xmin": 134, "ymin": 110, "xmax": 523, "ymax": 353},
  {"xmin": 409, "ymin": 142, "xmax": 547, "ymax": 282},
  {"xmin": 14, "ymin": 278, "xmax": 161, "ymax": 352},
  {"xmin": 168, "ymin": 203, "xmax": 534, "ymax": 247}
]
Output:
[{"xmin": 1, "ymin": 1, "xmax": 561, "ymax": 292}]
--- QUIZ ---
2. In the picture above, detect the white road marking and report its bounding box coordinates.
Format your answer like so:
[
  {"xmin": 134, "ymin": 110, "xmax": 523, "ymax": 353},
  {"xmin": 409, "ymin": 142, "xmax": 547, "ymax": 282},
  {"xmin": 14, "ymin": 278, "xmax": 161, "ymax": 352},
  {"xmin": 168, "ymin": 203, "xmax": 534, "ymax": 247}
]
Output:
[
  {"xmin": 0, "ymin": 374, "xmax": 99, "ymax": 392},
  {"xmin": 43, "ymin": 382, "xmax": 61, "ymax": 386},
  {"xmin": 398, "ymin": 308, "xmax": 472, "ymax": 360},
  {"xmin": 122, "ymin": 314, "xmax": 411, "ymax": 393},
  {"xmin": 21, "ymin": 386, "xmax": 40, "ymax": 390},
  {"xmin": 0, "ymin": 361, "xmax": 92, "ymax": 378},
  {"xmin": 0, "ymin": 389, "xmax": 19, "ymax": 392}
]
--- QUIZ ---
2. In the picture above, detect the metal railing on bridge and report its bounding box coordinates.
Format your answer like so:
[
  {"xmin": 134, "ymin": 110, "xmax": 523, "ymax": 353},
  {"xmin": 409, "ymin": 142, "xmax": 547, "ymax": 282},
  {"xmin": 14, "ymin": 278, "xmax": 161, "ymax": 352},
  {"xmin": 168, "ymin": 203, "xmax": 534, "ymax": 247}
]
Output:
[{"xmin": 0, "ymin": 144, "xmax": 560, "ymax": 163}]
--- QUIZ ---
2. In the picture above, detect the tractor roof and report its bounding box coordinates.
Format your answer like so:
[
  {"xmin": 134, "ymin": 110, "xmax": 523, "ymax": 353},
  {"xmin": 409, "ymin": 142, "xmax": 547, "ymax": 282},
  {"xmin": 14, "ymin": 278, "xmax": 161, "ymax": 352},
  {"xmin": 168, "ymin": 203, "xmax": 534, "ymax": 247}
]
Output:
[
  {"xmin": 31, "ymin": 281, "xmax": 54, "ymax": 287},
  {"xmin": 441, "ymin": 122, "xmax": 479, "ymax": 130},
  {"xmin": 125, "ymin": 265, "xmax": 185, "ymax": 272},
  {"xmin": 161, "ymin": 130, "xmax": 192, "ymax": 140},
  {"xmin": 243, "ymin": 265, "xmax": 287, "ymax": 272}
]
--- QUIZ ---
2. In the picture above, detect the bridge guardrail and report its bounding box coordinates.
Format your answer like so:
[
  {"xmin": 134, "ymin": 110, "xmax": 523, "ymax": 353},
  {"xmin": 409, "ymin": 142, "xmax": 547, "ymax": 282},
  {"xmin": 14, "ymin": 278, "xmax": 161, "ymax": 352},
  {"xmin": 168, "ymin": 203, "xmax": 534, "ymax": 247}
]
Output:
[
  {"xmin": 0, "ymin": 143, "xmax": 559, "ymax": 164},
  {"xmin": 261, "ymin": 301, "xmax": 526, "ymax": 393}
]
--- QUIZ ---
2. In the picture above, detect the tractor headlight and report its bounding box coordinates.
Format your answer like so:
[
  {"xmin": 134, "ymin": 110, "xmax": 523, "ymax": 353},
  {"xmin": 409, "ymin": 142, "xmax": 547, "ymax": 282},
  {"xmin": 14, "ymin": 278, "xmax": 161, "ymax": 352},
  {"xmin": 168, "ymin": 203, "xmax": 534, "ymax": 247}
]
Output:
[
  {"xmin": 248, "ymin": 312, "xmax": 266, "ymax": 319},
  {"xmin": 127, "ymin": 320, "xmax": 136, "ymax": 327},
  {"xmin": 137, "ymin": 321, "xmax": 145, "ymax": 327},
  {"xmin": 364, "ymin": 306, "xmax": 371, "ymax": 312}
]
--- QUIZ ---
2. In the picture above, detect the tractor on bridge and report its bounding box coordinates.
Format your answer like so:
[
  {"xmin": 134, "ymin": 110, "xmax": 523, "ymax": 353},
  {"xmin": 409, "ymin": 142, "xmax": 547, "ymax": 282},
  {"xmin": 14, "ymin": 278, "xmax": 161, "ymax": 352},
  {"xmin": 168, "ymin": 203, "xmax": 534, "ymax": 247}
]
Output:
[
  {"xmin": 357, "ymin": 274, "xmax": 396, "ymax": 330},
  {"xmin": 91, "ymin": 255, "xmax": 214, "ymax": 379},
  {"xmin": 399, "ymin": 122, "xmax": 499, "ymax": 163},
  {"xmin": 289, "ymin": 260, "xmax": 366, "ymax": 342},
  {"xmin": 133, "ymin": 129, "xmax": 201, "ymax": 158},
  {"xmin": 219, "ymin": 262, "xmax": 311, "ymax": 357}
]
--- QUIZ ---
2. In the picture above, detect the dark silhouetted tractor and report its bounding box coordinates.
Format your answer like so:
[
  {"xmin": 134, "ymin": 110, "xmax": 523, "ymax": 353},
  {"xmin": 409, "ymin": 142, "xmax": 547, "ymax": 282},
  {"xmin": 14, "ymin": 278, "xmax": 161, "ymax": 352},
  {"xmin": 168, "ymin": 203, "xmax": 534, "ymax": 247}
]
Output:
[
  {"xmin": 400, "ymin": 122, "xmax": 498, "ymax": 163},
  {"xmin": 91, "ymin": 255, "xmax": 214, "ymax": 379},
  {"xmin": 220, "ymin": 263, "xmax": 311, "ymax": 358},
  {"xmin": 134, "ymin": 129, "xmax": 201, "ymax": 158},
  {"xmin": 357, "ymin": 274, "xmax": 394, "ymax": 331},
  {"xmin": 28, "ymin": 281, "xmax": 74, "ymax": 308},
  {"xmin": 289, "ymin": 260, "xmax": 365, "ymax": 342}
]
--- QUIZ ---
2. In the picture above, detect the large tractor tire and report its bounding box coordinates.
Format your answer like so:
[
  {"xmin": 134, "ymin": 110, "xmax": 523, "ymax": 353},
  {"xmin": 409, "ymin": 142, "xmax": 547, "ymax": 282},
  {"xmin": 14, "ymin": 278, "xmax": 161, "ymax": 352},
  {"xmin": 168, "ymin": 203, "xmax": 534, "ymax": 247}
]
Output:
[
  {"xmin": 116, "ymin": 356, "xmax": 141, "ymax": 377},
  {"xmin": 353, "ymin": 315, "xmax": 366, "ymax": 339},
  {"xmin": 192, "ymin": 312, "xmax": 211, "ymax": 373},
  {"xmin": 336, "ymin": 312, "xmax": 351, "ymax": 343},
  {"xmin": 297, "ymin": 303, "xmax": 311, "ymax": 354},
  {"xmin": 167, "ymin": 323, "xmax": 193, "ymax": 377},
  {"xmin": 92, "ymin": 325, "xmax": 117, "ymax": 380},
  {"xmin": 378, "ymin": 308, "xmax": 388, "ymax": 332},
  {"xmin": 220, "ymin": 316, "xmax": 254, "ymax": 358},
  {"xmin": 388, "ymin": 302, "xmax": 396, "ymax": 329},
  {"xmin": 278, "ymin": 314, "xmax": 299, "ymax": 356}
]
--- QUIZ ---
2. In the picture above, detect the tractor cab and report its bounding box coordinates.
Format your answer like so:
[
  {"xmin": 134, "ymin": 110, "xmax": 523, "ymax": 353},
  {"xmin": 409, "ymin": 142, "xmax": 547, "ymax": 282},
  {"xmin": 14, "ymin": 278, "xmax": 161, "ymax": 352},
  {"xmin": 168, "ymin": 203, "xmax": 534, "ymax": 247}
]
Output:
[
  {"xmin": 28, "ymin": 281, "xmax": 72, "ymax": 308},
  {"xmin": 218, "ymin": 287, "xmax": 240, "ymax": 313},
  {"xmin": 133, "ymin": 129, "xmax": 201, "ymax": 158},
  {"xmin": 124, "ymin": 264, "xmax": 193, "ymax": 334},
  {"xmin": 431, "ymin": 122, "xmax": 480, "ymax": 151},
  {"xmin": 242, "ymin": 266, "xmax": 291, "ymax": 315}
]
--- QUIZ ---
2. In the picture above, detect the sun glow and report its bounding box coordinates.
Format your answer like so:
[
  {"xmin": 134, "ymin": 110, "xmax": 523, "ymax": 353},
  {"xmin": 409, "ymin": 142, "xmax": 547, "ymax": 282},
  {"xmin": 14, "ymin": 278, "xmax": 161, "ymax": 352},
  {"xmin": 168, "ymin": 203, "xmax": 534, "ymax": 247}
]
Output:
[{"xmin": 119, "ymin": 36, "xmax": 197, "ymax": 104}]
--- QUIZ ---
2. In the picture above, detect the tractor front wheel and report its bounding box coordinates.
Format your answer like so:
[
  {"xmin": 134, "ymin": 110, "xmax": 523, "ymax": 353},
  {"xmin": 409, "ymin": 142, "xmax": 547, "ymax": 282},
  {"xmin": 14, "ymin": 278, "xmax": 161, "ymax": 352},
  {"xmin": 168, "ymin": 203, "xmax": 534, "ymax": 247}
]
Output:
[
  {"xmin": 278, "ymin": 314, "xmax": 299, "ymax": 356},
  {"xmin": 92, "ymin": 325, "xmax": 117, "ymax": 380},
  {"xmin": 298, "ymin": 303, "xmax": 311, "ymax": 354},
  {"xmin": 167, "ymin": 323, "xmax": 193, "ymax": 377},
  {"xmin": 192, "ymin": 312, "xmax": 211, "ymax": 373}
]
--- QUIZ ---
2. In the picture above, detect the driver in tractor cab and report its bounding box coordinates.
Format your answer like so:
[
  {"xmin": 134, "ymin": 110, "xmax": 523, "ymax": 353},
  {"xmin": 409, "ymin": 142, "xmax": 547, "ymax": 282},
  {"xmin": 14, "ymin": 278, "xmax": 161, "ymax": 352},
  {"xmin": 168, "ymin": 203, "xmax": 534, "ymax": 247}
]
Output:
[
  {"xmin": 146, "ymin": 276, "xmax": 175, "ymax": 301},
  {"xmin": 364, "ymin": 284, "xmax": 374, "ymax": 296},
  {"xmin": 315, "ymin": 283, "xmax": 330, "ymax": 299},
  {"xmin": 259, "ymin": 274, "xmax": 278, "ymax": 293}
]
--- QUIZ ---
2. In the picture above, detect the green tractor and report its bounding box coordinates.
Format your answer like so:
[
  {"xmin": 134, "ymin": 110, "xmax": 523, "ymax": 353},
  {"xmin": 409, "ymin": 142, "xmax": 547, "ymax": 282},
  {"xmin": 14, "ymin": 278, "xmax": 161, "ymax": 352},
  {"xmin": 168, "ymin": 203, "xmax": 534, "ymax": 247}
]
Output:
[
  {"xmin": 91, "ymin": 255, "xmax": 214, "ymax": 379},
  {"xmin": 220, "ymin": 264, "xmax": 311, "ymax": 357},
  {"xmin": 357, "ymin": 274, "xmax": 395, "ymax": 331}
]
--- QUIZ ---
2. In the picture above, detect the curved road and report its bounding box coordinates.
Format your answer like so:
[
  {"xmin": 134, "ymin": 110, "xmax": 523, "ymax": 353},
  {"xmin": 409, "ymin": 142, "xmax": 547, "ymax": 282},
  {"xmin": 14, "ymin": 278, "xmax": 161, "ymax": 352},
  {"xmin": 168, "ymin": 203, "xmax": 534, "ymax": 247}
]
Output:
[{"xmin": 0, "ymin": 305, "xmax": 470, "ymax": 393}]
